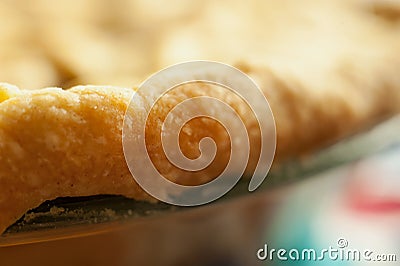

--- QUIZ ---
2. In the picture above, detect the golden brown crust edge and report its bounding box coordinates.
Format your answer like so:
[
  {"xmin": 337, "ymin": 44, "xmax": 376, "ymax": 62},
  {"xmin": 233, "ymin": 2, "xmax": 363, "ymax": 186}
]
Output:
[{"xmin": 1, "ymin": 64, "xmax": 399, "ymax": 234}]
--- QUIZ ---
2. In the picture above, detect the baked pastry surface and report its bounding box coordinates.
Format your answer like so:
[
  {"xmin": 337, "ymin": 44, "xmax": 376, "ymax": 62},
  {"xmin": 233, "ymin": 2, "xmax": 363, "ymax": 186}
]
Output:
[{"xmin": 1, "ymin": 65, "xmax": 399, "ymax": 234}]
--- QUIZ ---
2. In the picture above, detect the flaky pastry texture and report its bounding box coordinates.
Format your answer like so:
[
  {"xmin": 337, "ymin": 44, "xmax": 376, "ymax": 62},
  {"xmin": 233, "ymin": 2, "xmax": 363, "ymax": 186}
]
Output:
[{"xmin": 1, "ymin": 62, "xmax": 400, "ymax": 234}]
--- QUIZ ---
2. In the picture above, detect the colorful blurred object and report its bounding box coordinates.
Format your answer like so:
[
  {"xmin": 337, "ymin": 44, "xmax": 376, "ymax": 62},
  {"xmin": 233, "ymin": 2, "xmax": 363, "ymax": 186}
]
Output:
[{"xmin": 264, "ymin": 120, "xmax": 400, "ymax": 265}]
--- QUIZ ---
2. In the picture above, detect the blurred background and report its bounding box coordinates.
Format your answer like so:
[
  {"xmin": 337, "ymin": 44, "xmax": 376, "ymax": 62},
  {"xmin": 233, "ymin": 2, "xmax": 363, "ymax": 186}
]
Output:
[
  {"xmin": 0, "ymin": 0, "xmax": 399, "ymax": 265},
  {"xmin": 1, "ymin": 0, "xmax": 400, "ymax": 90}
]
